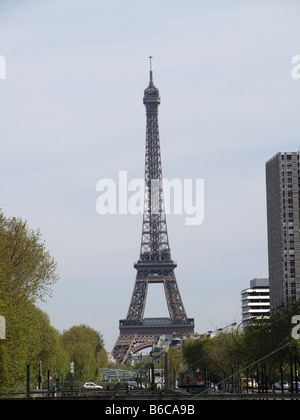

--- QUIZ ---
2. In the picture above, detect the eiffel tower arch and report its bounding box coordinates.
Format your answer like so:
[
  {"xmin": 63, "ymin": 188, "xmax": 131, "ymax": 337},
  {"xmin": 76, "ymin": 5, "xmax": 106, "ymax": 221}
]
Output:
[{"xmin": 112, "ymin": 58, "xmax": 194, "ymax": 364}]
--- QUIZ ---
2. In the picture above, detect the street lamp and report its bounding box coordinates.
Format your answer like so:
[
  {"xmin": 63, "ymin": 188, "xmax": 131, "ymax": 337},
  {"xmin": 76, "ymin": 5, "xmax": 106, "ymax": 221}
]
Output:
[
  {"xmin": 0, "ymin": 315, "xmax": 5, "ymax": 340},
  {"xmin": 206, "ymin": 323, "xmax": 237, "ymax": 338},
  {"xmin": 70, "ymin": 361, "xmax": 74, "ymax": 389},
  {"xmin": 38, "ymin": 360, "xmax": 43, "ymax": 390}
]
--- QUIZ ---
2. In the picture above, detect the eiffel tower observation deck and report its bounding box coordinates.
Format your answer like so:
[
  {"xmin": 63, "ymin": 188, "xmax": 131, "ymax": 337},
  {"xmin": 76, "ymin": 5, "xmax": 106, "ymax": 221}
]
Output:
[{"xmin": 112, "ymin": 58, "xmax": 194, "ymax": 364}]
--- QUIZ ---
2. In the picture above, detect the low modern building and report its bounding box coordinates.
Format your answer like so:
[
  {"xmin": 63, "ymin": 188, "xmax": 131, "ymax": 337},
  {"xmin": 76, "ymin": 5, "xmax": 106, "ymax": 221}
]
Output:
[{"xmin": 241, "ymin": 277, "xmax": 270, "ymax": 326}]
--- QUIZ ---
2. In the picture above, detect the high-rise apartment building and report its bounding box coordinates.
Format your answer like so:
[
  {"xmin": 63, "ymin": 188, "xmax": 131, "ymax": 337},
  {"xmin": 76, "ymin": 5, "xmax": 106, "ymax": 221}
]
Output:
[{"xmin": 266, "ymin": 152, "xmax": 300, "ymax": 310}]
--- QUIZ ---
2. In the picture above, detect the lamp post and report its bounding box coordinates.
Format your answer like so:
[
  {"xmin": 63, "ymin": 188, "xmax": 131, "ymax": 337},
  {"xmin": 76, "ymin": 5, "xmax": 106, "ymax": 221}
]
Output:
[
  {"xmin": 205, "ymin": 323, "xmax": 237, "ymax": 338},
  {"xmin": 70, "ymin": 361, "xmax": 74, "ymax": 389},
  {"xmin": 38, "ymin": 360, "xmax": 43, "ymax": 390},
  {"xmin": 0, "ymin": 315, "xmax": 5, "ymax": 340}
]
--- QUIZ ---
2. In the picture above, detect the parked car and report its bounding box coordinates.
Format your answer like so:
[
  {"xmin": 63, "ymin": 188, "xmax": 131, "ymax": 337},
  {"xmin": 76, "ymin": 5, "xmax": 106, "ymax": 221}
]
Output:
[
  {"xmin": 113, "ymin": 382, "xmax": 129, "ymax": 389},
  {"xmin": 289, "ymin": 381, "xmax": 300, "ymax": 392},
  {"xmin": 273, "ymin": 381, "xmax": 289, "ymax": 391},
  {"xmin": 272, "ymin": 382, "xmax": 281, "ymax": 390},
  {"xmin": 113, "ymin": 381, "xmax": 137, "ymax": 389},
  {"xmin": 283, "ymin": 381, "xmax": 289, "ymax": 390},
  {"xmin": 83, "ymin": 382, "xmax": 103, "ymax": 390},
  {"xmin": 241, "ymin": 378, "xmax": 258, "ymax": 389}
]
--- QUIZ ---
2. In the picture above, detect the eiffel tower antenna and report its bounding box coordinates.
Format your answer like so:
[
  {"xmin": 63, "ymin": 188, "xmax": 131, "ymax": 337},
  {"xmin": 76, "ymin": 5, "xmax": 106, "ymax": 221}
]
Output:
[
  {"xmin": 149, "ymin": 55, "xmax": 153, "ymax": 85},
  {"xmin": 112, "ymin": 59, "xmax": 194, "ymax": 364}
]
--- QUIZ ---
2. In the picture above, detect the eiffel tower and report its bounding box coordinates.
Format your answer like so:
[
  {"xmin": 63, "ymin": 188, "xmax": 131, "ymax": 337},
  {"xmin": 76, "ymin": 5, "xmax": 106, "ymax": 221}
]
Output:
[{"xmin": 112, "ymin": 58, "xmax": 194, "ymax": 364}]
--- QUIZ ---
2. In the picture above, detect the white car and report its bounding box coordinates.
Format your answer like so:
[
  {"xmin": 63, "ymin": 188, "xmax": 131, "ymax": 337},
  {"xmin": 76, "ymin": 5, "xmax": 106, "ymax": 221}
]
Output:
[{"xmin": 83, "ymin": 382, "xmax": 103, "ymax": 390}]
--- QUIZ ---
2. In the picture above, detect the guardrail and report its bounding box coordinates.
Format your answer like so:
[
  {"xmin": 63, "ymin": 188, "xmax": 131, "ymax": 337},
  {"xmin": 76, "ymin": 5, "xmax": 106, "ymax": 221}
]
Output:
[{"xmin": 1, "ymin": 389, "xmax": 300, "ymax": 400}]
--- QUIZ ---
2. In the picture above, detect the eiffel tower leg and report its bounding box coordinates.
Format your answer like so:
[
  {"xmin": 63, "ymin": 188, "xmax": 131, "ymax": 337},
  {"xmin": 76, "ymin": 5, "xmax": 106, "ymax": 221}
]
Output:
[
  {"xmin": 111, "ymin": 333, "xmax": 137, "ymax": 364},
  {"xmin": 111, "ymin": 336, "xmax": 127, "ymax": 364},
  {"xmin": 126, "ymin": 279, "xmax": 148, "ymax": 321},
  {"xmin": 112, "ymin": 332, "xmax": 154, "ymax": 364},
  {"xmin": 164, "ymin": 278, "xmax": 188, "ymax": 322},
  {"xmin": 111, "ymin": 280, "xmax": 148, "ymax": 364}
]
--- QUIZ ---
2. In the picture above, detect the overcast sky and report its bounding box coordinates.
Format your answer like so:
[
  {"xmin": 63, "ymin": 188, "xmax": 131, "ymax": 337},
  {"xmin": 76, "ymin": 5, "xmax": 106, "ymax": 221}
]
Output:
[{"xmin": 1, "ymin": 0, "xmax": 300, "ymax": 351}]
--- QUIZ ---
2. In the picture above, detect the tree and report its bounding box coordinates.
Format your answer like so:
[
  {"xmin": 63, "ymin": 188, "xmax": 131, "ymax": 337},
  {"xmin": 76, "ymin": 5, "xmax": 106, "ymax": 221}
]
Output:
[
  {"xmin": 61, "ymin": 325, "xmax": 105, "ymax": 382},
  {"xmin": 97, "ymin": 347, "xmax": 108, "ymax": 369},
  {"xmin": 0, "ymin": 297, "xmax": 69, "ymax": 391},
  {"xmin": 182, "ymin": 337, "xmax": 206, "ymax": 371},
  {"xmin": 0, "ymin": 210, "xmax": 60, "ymax": 391},
  {"xmin": 181, "ymin": 304, "xmax": 300, "ymax": 394},
  {"xmin": 0, "ymin": 210, "xmax": 59, "ymax": 304},
  {"xmin": 167, "ymin": 347, "xmax": 184, "ymax": 389}
]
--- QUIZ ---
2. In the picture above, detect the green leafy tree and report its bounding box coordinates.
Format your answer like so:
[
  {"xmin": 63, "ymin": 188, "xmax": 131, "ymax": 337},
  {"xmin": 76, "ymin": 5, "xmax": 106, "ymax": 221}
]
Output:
[
  {"xmin": 97, "ymin": 346, "xmax": 108, "ymax": 369},
  {"xmin": 182, "ymin": 337, "xmax": 206, "ymax": 371},
  {"xmin": 0, "ymin": 211, "xmax": 58, "ymax": 303},
  {"xmin": 0, "ymin": 210, "xmax": 59, "ymax": 391},
  {"xmin": 61, "ymin": 325, "xmax": 105, "ymax": 382}
]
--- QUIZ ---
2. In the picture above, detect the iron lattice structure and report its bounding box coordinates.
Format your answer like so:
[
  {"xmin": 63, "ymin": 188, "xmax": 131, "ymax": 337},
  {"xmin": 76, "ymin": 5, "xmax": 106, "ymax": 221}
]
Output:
[{"xmin": 112, "ymin": 59, "xmax": 194, "ymax": 364}]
